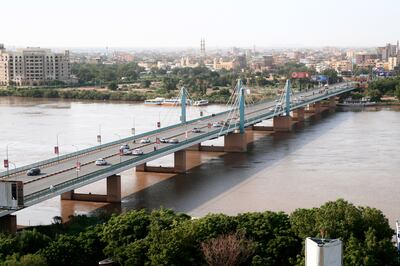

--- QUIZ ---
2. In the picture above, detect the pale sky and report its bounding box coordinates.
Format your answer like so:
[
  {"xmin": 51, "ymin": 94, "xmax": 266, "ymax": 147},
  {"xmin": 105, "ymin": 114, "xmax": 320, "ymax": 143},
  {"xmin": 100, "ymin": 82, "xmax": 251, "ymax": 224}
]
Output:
[{"xmin": 1, "ymin": 0, "xmax": 399, "ymax": 49}]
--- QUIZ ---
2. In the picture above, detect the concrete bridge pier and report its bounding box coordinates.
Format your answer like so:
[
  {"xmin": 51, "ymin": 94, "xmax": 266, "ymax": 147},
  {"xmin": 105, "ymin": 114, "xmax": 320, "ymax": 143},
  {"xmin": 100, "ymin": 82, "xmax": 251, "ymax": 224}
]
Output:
[
  {"xmin": 0, "ymin": 214, "xmax": 17, "ymax": 235},
  {"xmin": 224, "ymin": 131, "xmax": 248, "ymax": 152},
  {"xmin": 136, "ymin": 150, "xmax": 189, "ymax": 173},
  {"xmin": 327, "ymin": 96, "xmax": 336, "ymax": 112},
  {"xmin": 292, "ymin": 108, "xmax": 305, "ymax": 122},
  {"xmin": 61, "ymin": 174, "xmax": 121, "ymax": 203},
  {"xmin": 305, "ymin": 102, "xmax": 322, "ymax": 119},
  {"xmin": 273, "ymin": 115, "xmax": 293, "ymax": 132}
]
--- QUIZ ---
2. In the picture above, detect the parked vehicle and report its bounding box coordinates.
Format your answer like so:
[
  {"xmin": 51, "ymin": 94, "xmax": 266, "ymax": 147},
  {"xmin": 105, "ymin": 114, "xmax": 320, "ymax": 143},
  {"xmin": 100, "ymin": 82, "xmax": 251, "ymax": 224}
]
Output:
[
  {"xmin": 26, "ymin": 167, "xmax": 41, "ymax": 176},
  {"xmin": 95, "ymin": 158, "xmax": 107, "ymax": 166}
]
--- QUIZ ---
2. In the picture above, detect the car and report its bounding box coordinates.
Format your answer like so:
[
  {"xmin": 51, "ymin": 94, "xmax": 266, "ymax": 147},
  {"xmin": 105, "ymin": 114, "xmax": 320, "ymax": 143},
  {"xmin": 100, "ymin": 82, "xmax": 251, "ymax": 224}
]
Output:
[
  {"xmin": 120, "ymin": 144, "xmax": 130, "ymax": 150},
  {"xmin": 95, "ymin": 158, "xmax": 107, "ymax": 166},
  {"xmin": 160, "ymin": 137, "xmax": 168, "ymax": 143},
  {"xmin": 132, "ymin": 149, "xmax": 144, "ymax": 155},
  {"xmin": 212, "ymin": 122, "xmax": 222, "ymax": 128},
  {"xmin": 121, "ymin": 148, "xmax": 132, "ymax": 155},
  {"xmin": 26, "ymin": 167, "xmax": 41, "ymax": 176},
  {"xmin": 269, "ymin": 107, "xmax": 274, "ymax": 111},
  {"xmin": 191, "ymin": 127, "xmax": 201, "ymax": 133},
  {"xmin": 168, "ymin": 138, "xmax": 179, "ymax": 144},
  {"xmin": 140, "ymin": 138, "xmax": 151, "ymax": 144}
]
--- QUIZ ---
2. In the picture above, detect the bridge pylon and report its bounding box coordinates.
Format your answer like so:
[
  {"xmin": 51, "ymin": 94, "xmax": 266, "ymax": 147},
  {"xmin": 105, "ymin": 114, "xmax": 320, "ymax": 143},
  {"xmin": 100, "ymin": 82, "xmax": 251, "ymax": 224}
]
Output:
[
  {"xmin": 180, "ymin": 87, "xmax": 188, "ymax": 124},
  {"xmin": 238, "ymin": 79, "xmax": 245, "ymax": 134},
  {"xmin": 284, "ymin": 79, "xmax": 292, "ymax": 116}
]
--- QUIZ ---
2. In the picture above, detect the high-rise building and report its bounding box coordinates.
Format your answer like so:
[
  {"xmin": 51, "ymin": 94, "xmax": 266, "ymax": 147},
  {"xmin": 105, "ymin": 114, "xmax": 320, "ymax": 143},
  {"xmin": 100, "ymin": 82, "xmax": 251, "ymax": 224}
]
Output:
[
  {"xmin": 377, "ymin": 42, "xmax": 398, "ymax": 61},
  {"xmin": 0, "ymin": 46, "xmax": 71, "ymax": 86}
]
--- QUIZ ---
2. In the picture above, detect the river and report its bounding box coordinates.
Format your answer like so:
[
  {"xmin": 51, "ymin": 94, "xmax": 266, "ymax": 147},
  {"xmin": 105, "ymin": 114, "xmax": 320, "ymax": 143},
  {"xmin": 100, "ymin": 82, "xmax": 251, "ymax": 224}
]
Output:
[{"xmin": 0, "ymin": 97, "xmax": 399, "ymax": 228}]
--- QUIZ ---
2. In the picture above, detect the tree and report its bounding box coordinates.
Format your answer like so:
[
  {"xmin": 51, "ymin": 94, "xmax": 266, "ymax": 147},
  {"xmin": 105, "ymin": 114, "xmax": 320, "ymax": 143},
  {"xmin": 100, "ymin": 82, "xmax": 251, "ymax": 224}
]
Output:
[
  {"xmin": 14, "ymin": 229, "xmax": 51, "ymax": 255},
  {"xmin": 368, "ymin": 89, "xmax": 382, "ymax": 102},
  {"xmin": 290, "ymin": 199, "xmax": 397, "ymax": 265},
  {"xmin": 321, "ymin": 68, "xmax": 341, "ymax": 84},
  {"xmin": 201, "ymin": 231, "xmax": 255, "ymax": 266},
  {"xmin": 236, "ymin": 212, "xmax": 301, "ymax": 265},
  {"xmin": 107, "ymin": 82, "xmax": 118, "ymax": 91},
  {"xmin": 1, "ymin": 254, "xmax": 47, "ymax": 266},
  {"xmin": 141, "ymin": 80, "xmax": 151, "ymax": 88},
  {"xmin": 162, "ymin": 77, "xmax": 178, "ymax": 91},
  {"xmin": 394, "ymin": 85, "xmax": 400, "ymax": 100},
  {"xmin": 100, "ymin": 210, "xmax": 150, "ymax": 260}
]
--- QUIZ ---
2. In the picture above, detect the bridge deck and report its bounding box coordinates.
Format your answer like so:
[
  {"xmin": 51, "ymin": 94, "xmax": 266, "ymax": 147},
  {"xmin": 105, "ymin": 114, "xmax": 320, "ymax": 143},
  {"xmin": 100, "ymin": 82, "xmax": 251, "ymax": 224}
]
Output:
[{"xmin": 0, "ymin": 83, "xmax": 356, "ymax": 216}]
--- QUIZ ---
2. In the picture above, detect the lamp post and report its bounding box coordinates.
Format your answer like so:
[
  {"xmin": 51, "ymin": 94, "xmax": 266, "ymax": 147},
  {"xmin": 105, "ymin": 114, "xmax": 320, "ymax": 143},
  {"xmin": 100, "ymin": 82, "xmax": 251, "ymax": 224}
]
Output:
[
  {"xmin": 4, "ymin": 145, "xmax": 9, "ymax": 178},
  {"xmin": 55, "ymin": 133, "xmax": 61, "ymax": 162},
  {"xmin": 71, "ymin": 145, "xmax": 80, "ymax": 178},
  {"xmin": 97, "ymin": 124, "xmax": 102, "ymax": 149}
]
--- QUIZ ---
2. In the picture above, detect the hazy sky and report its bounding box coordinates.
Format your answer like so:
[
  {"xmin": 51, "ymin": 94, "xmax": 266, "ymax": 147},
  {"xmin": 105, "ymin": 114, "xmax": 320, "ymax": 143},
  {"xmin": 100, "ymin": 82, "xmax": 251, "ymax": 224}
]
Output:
[{"xmin": 1, "ymin": 0, "xmax": 399, "ymax": 48}]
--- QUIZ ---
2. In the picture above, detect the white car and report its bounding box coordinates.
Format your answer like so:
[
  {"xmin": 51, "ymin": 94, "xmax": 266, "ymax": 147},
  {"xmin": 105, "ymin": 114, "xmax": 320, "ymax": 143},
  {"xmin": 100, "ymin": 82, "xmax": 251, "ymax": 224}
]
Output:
[
  {"xmin": 121, "ymin": 148, "xmax": 132, "ymax": 155},
  {"xmin": 168, "ymin": 138, "xmax": 179, "ymax": 144},
  {"xmin": 120, "ymin": 144, "xmax": 130, "ymax": 150},
  {"xmin": 95, "ymin": 158, "xmax": 107, "ymax": 166},
  {"xmin": 140, "ymin": 138, "xmax": 151, "ymax": 144},
  {"xmin": 132, "ymin": 148, "xmax": 144, "ymax": 155},
  {"xmin": 160, "ymin": 137, "xmax": 168, "ymax": 143},
  {"xmin": 212, "ymin": 122, "xmax": 222, "ymax": 128}
]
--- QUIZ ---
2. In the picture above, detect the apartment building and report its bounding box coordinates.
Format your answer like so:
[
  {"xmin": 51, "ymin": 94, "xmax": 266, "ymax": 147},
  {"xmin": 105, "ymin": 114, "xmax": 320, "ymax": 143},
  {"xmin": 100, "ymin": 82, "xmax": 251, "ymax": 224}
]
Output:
[{"xmin": 0, "ymin": 45, "xmax": 71, "ymax": 86}]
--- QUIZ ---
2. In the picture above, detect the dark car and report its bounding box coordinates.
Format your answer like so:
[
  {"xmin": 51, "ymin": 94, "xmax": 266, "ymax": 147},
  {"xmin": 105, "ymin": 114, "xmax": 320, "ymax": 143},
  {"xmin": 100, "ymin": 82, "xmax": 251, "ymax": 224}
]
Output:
[{"xmin": 26, "ymin": 167, "xmax": 41, "ymax": 176}]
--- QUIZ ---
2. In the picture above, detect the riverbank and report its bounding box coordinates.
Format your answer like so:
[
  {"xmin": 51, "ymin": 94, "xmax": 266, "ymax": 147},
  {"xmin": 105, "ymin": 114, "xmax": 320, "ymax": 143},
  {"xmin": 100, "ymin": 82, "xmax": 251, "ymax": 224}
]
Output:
[{"xmin": 0, "ymin": 87, "xmax": 237, "ymax": 104}]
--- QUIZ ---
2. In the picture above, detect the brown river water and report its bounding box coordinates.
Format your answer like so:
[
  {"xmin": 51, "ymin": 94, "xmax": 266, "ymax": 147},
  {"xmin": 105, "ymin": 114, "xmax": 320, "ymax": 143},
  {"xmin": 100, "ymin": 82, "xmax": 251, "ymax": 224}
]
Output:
[{"xmin": 0, "ymin": 97, "xmax": 399, "ymax": 228}]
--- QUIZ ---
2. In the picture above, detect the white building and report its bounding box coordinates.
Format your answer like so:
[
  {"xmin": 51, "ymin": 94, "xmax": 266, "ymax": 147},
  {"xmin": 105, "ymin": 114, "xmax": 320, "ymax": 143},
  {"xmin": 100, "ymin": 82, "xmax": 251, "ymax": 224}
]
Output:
[
  {"xmin": 0, "ymin": 45, "xmax": 71, "ymax": 86},
  {"xmin": 305, "ymin": 237, "xmax": 342, "ymax": 266}
]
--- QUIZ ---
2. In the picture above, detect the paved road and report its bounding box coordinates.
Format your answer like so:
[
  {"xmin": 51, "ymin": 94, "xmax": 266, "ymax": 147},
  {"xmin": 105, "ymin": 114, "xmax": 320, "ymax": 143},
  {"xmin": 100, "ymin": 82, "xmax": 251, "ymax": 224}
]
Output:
[{"xmin": 0, "ymin": 83, "xmax": 354, "ymax": 209}]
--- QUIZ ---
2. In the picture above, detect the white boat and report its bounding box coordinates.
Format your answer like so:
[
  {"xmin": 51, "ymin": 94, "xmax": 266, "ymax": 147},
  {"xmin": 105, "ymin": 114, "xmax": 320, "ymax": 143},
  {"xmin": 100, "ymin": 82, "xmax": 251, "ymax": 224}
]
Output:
[
  {"xmin": 144, "ymin": 97, "xmax": 164, "ymax": 105},
  {"xmin": 162, "ymin": 98, "xmax": 192, "ymax": 106},
  {"xmin": 193, "ymin": 100, "xmax": 209, "ymax": 106},
  {"xmin": 162, "ymin": 98, "xmax": 180, "ymax": 106},
  {"xmin": 337, "ymin": 99, "xmax": 376, "ymax": 107}
]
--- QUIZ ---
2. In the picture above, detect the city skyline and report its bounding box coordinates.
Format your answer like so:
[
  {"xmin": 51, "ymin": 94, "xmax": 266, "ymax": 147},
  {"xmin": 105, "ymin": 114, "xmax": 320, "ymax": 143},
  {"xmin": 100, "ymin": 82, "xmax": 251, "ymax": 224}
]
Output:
[{"xmin": 2, "ymin": 0, "xmax": 400, "ymax": 49}]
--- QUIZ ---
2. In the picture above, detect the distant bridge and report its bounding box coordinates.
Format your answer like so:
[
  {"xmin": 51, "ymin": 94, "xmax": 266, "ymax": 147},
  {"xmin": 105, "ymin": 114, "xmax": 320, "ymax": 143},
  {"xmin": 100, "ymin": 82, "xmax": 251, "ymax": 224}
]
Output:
[{"xmin": 0, "ymin": 79, "xmax": 357, "ymax": 233}]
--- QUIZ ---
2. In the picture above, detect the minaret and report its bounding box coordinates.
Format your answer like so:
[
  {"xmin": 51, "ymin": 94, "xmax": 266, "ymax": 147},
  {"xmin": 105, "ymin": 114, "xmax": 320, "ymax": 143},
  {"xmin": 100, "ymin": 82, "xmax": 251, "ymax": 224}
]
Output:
[{"xmin": 200, "ymin": 38, "xmax": 205, "ymax": 57}]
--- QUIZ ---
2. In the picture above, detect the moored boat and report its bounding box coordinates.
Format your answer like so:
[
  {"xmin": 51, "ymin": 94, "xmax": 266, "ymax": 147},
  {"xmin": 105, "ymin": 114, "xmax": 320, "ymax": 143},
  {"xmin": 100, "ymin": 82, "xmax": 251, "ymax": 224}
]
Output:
[
  {"xmin": 193, "ymin": 100, "xmax": 209, "ymax": 106},
  {"xmin": 144, "ymin": 97, "xmax": 164, "ymax": 105},
  {"xmin": 337, "ymin": 98, "xmax": 376, "ymax": 107}
]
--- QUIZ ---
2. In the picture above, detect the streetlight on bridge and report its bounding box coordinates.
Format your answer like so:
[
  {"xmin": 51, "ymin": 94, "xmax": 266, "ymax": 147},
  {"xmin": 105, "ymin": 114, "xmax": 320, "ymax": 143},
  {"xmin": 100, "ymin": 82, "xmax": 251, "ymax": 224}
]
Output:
[{"xmin": 71, "ymin": 145, "xmax": 80, "ymax": 178}]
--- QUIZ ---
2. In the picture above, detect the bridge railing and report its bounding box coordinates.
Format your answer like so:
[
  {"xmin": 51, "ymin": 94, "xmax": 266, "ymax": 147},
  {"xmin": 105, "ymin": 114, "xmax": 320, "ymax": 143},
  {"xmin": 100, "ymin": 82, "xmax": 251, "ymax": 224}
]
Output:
[
  {"xmin": 0, "ymin": 109, "xmax": 231, "ymax": 178},
  {"xmin": 23, "ymin": 126, "xmax": 235, "ymax": 205}
]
